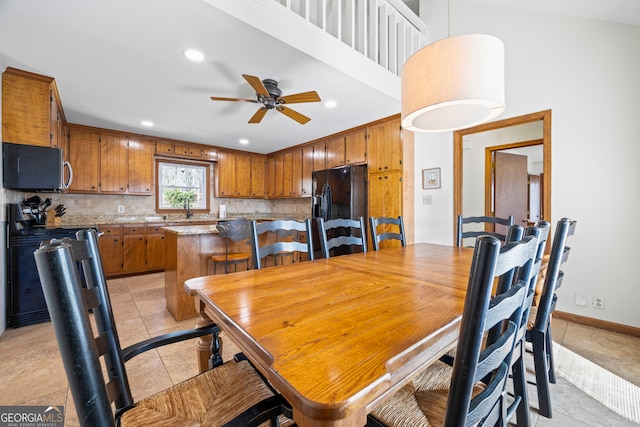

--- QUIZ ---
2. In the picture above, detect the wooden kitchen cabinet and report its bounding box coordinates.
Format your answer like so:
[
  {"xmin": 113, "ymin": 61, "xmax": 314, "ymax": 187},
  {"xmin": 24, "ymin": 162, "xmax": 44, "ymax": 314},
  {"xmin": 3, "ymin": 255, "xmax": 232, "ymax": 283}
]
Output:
[
  {"xmin": 290, "ymin": 148, "xmax": 303, "ymax": 196},
  {"xmin": 2, "ymin": 67, "xmax": 65, "ymax": 148},
  {"xmin": 97, "ymin": 225, "xmax": 123, "ymax": 276},
  {"xmin": 146, "ymin": 224, "xmax": 166, "ymax": 271},
  {"xmin": 301, "ymin": 145, "xmax": 314, "ymax": 196},
  {"xmin": 251, "ymin": 154, "xmax": 266, "ymax": 198},
  {"xmin": 216, "ymin": 150, "xmax": 259, "ymax": 198},
  {"xmin": 122, "ymin": 225, "xmax": 147, "ymax": 273},
  {"xmin": 100, "ymin": 132, "xmax": 128, "ymax": 193},
  {"xmin": 368, "ymin": 119, "xmax": 402, "ymax": 172},
  {"xmin": 369, "ymin": 171, "xmax": 403, "ymax": 222},
  {"xmin": 127, "ymin": 137, "xmax": 154, "ymax": 194},
  {"xmin": 175, "ymin": 143, "xmax": 202, "ymax": 159},
  {"xmin": 267, "ymin": 155, "xmax": 278, "ymax": 198},
  {"xmin": 326, "ymin": 136, "xmax": 345, "ymax": 169},
  {"xmin": 345, "ymin": 129, "xmax": 367, "ymax": 165},
  {"xmin": 68, "ymin": 126, "xmax": 100, "ymax": 192},
  {"xmin": 313, "ymin": 140, "xmax": 326, "ymax": 171}
]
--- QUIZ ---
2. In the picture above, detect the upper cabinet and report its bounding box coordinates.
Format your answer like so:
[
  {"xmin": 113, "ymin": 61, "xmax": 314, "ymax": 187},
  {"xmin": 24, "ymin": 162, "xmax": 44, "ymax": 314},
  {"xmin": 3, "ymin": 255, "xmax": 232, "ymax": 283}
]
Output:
[
  {"xmin": 216, "ymin": 150, "xmax": 265, "ymax": 198},
  {"xmin": 326, "ymin": 129, "xmax": 367, "ymax": 169},
  {"xmin": 368, "ymin": 119, "xmax": 402, "ymax": 172},
  {"xmin": 67, "ymin": 125, "xmax": 154, "ymax": 195},
  {"xmin": 2, "ymin": 67, "xmax": 65, "ymax": 148}
]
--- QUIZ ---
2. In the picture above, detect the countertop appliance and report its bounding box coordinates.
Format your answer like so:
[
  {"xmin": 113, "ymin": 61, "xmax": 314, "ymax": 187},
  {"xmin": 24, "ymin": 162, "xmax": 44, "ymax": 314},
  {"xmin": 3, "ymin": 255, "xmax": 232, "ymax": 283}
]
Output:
[
  {"xmin": 2, "ymin": 142, "xmax": 73, "ymax": 192},
  {"xmin": 6, "ymin": 203, "xmax": 84, "ymax": 327},
  {"xmin": 311, "ymin": 165, "xmax": 367, "ymax": 257}
]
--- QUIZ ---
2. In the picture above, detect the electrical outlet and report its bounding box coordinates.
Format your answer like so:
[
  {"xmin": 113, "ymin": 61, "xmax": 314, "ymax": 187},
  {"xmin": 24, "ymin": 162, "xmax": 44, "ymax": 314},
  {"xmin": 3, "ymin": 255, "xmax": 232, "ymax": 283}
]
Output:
[
  {"xmin": 117, "ymin": 205, "xmax": 125, "ymax": 213},
  {"xmin": 423, "ymin": 195, "xmax": 432, "ymax": 205},
  {"xmin": 574, "ymin": 293, "xmax": 587, "ymax": 307},
  {"xmin": 593, "ymin": 296, "xmax": 605, "ymax": 310}
]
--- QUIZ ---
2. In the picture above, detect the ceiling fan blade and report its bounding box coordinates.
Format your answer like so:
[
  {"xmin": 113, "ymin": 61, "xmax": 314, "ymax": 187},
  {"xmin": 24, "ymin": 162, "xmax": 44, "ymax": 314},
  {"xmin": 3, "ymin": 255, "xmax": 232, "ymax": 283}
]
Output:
[
  {"xmin": 210, "ymin": 96, "xmax": 259, "ymax": 103},
  {"xmin": 242, "ymin": 74, "xmax": 270, "ymax": 97},
  {"xmin": 278, "ymin": 91, "xmax": 321, "ymax": 104},
  {"xmin": 248, "ymin": 107, "xmax": 268, "ymax": 124},
  {"xmin": 277, "ymin": 106, "xmax": 311, "ymax": 124}
]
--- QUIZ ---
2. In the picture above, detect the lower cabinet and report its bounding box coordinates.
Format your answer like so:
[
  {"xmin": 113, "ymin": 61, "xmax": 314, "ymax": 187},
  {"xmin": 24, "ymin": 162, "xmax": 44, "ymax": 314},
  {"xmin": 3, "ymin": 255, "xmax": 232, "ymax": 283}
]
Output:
[{"xmin": 97, "ymin": 223, "xmax": 167, "ymax": 278}]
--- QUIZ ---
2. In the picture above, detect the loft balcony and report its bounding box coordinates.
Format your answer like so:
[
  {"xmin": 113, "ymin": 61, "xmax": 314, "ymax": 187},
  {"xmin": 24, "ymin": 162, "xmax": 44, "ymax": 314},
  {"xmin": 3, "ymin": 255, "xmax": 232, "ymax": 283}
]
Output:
[{"xmin": 203, "ymin": 0, "xmax": 427, "ymax": 101}]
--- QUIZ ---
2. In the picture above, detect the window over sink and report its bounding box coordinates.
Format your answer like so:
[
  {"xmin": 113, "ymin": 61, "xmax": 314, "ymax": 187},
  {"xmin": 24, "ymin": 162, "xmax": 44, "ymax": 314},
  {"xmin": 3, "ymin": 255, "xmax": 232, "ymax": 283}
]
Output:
[{"xmin": 156, "ymin": 159, "xmax": 210, "ymax": 213}]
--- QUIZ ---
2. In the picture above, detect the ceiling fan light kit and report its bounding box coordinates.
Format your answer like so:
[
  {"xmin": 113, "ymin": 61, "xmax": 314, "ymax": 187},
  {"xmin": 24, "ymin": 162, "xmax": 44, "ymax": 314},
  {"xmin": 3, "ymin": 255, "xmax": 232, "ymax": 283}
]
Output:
[
  {"xmin": 401, "ymin": 34, "xmax": 505, "ymax": 132},
  {"xmin": 210, "ymin": 74, "xmax": 321, "ymax": 124}
]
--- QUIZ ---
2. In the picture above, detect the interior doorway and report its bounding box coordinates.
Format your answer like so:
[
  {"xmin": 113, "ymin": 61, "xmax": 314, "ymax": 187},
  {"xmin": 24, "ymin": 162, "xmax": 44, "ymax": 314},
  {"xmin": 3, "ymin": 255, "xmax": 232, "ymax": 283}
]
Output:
[{"xmin": 453, "ymin": 110, "xmax": 551, "ymax": 245}]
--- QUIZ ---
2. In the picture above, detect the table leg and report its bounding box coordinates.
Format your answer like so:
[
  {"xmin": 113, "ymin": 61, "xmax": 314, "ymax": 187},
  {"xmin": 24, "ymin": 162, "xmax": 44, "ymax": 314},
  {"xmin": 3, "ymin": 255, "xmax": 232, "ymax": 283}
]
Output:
[{"xmin": 195, "ymin": 299, "xmax": 214, "ymax": 373}]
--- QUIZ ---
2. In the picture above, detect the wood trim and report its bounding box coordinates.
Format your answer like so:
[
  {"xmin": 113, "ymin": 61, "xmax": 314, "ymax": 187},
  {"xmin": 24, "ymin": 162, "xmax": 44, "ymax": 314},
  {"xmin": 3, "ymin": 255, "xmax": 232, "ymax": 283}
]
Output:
[
  {"xmin": 453, "ymin": 110, "xmax": 552, "ymax": 245},
  {"xmin": 554, "ymin": 310, "xmax": 640, "ymax": 338}
]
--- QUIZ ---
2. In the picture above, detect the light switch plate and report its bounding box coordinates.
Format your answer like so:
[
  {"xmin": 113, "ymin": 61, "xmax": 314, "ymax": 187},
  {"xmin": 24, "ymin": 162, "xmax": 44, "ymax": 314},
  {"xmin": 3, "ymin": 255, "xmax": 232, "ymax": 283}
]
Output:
[{"xmin": 423, "ymin": 195, "xmax": 432, "ymax": 205}]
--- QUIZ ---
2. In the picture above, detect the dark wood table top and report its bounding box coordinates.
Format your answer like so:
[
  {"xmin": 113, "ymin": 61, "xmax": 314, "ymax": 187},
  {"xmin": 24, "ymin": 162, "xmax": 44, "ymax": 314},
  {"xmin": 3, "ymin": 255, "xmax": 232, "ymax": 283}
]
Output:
[{"xmin": 184, "ymin": 243, "xmax": 474, "ymax": 426}]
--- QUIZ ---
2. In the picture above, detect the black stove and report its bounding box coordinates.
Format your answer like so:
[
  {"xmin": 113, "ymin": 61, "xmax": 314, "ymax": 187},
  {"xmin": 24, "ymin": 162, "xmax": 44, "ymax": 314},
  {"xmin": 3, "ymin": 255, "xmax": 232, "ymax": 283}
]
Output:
[{"xmin": 6, "ymin": 203, "xmax": 86, "ymax": 327}]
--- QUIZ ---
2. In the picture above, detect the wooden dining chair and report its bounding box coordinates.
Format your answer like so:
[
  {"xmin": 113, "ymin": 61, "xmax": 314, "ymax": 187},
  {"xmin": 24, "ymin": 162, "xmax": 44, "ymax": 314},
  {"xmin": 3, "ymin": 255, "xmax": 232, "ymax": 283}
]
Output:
[
  {"xmin": 456, "ymin": 214, "xmax": 515, "ymax": 247},
  {"xmin": 34, "ymin": 229, "xmax": 292, "ymax": 427},
  {"xmin": 369, "ymin": 216, "xmax": 406, "ymax": 250},
  {"xmin": 251, "ymin": 219, "xmax": 314, "ymax": 269},
  {"xmin": 211, "ymin": 217, "xmax": 252, "ymax": 274},
  {"xmin": 369, "ymin": 234, "xmax": 539, "ymax": 427},
  {"xmin": 526, "ymin": 218, "xmax": 577, "ymax": 418},
  {"xmin": 318, "ymin": 217, "xmax": 367, "ymax": 258}
]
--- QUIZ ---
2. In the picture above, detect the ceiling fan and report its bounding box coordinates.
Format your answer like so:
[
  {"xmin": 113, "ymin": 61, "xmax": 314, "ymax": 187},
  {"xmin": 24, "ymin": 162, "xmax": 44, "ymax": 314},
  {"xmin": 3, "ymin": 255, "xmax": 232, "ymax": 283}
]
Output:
[{"xmin": 210, "ymin": 74, "xmax": 321, "ymax": 124}]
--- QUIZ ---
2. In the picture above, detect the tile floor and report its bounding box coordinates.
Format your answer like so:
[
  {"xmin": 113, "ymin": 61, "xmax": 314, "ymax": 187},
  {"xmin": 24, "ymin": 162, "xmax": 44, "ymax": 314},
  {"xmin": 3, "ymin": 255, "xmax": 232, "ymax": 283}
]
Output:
[{"xmin": 0, "ymin": 272, "xmax": 638, "ymax": 426}]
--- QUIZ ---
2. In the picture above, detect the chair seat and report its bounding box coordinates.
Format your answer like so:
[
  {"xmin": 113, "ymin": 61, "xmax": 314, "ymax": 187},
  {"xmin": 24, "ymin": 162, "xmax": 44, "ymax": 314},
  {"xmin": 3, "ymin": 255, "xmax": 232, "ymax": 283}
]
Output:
[
  {"xmin": 371, "ymin": 361, "xmax": 485, "ymax": 427},
  {"xmin": 211, "ymin": 252, "xmax": 251, "ymax": 263},
  {"xmin": 121, "ymin": 359, "xmax": 293, "ymax": 427}
]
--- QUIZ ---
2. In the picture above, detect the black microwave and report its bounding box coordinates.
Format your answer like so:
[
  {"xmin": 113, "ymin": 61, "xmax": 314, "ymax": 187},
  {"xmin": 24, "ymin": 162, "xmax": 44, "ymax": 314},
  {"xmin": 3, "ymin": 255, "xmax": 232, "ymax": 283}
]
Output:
[{"xmin": 2, "ymin": 142, "xmax": 73, "ymax": 192}]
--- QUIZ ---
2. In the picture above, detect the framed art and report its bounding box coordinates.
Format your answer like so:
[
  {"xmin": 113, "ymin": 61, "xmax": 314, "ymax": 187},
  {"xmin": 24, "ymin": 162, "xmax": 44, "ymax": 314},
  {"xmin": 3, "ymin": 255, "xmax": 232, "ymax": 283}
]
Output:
[{"xmin": 422, "ymin": 167, "xmax": 441, "ymax": 189}]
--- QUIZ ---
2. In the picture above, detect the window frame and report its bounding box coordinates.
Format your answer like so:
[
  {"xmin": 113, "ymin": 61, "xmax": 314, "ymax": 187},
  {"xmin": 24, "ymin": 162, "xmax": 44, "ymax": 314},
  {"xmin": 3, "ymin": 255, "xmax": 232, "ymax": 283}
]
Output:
[{"xmin": 155, "ymin": 158, "xmax": 211, "ymax": 213}]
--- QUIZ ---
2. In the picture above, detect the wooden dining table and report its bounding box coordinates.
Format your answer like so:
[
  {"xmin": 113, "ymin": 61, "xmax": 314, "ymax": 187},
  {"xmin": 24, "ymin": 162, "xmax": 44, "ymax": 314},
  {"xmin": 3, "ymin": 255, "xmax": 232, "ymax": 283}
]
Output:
[{"xmin": 184, "ymin": 243, "xmax": 475, "ymax": 427}]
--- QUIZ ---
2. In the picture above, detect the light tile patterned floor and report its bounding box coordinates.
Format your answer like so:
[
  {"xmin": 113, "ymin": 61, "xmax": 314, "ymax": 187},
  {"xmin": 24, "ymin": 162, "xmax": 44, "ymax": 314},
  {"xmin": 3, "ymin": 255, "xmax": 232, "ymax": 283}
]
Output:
[{"xmin": 0, "ymin": 272, "xmax": 638, "ymax": 426}]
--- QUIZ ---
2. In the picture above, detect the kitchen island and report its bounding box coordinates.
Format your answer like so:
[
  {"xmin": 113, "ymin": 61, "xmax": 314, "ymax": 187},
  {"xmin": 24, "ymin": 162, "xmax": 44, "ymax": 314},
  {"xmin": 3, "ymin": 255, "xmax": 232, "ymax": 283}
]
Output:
[{"xmin": 163, "ymin": 224, "xmax": 227, "ymax": 321}]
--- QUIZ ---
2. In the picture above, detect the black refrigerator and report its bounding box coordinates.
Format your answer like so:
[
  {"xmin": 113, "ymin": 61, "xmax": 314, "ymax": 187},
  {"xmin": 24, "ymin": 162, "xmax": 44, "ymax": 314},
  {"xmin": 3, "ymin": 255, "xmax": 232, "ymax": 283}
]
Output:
[{"xmin": 311, "ymin": 165, "xmax": 367, "ymax": 257}]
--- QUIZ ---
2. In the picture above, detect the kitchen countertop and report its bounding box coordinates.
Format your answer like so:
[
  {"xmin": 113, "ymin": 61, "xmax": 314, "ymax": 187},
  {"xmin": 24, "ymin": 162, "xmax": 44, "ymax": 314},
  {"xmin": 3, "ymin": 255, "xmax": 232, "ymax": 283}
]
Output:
[
  {"xmin": 57, "ymin": 213, "xmax": 306, "ymax": 227},
  {"xmin": 162, "ymin": 224, "xmax": 220, "ymax": 235}
]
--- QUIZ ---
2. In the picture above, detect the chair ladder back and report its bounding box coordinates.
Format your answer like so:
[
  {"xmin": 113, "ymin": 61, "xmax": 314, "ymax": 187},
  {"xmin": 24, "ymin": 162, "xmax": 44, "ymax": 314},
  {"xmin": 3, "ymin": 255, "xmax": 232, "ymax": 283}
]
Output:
[
  {"xmin": 318, "ymin": 217, "xmax": 367, "ymax": 258},
  {"xmin": 76, "ymin": 229, "xmax": 134, "ymax": 410},
  {"xmin": 369, "ymin": 216, "xmax": 406, "ymax": 251},
  {"xmin": 456, "ymin": 214, "xmax": 515, "ymax": 247},
  {"xmin": 251, "ymin": 219, "xmax": 314, "ymax": 269},
  {"xmin": 34, "ymin": 238, "xmax": 117, "ymax": 427},
  {"xmin": 445, "ymin": 234, "xmax": 534, "ymax": 427}
]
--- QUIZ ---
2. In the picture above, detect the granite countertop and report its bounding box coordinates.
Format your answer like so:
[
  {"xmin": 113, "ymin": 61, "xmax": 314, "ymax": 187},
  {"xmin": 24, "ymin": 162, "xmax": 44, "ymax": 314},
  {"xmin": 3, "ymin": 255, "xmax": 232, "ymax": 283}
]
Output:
[
  {"xmin": 58, "ymin": 213, "xmax": 306, "ymax": 228},
  {"xmin": 162, "ymin": 224, "xmax": 221, "ymax": 235}
]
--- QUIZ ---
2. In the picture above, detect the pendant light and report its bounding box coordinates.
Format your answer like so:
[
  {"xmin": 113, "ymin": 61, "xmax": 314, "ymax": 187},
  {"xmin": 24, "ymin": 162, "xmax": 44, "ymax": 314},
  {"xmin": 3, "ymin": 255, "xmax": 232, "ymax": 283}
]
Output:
[{"xmin": 401, "ymin": 2, "xmax": 505, "ymax": 132}]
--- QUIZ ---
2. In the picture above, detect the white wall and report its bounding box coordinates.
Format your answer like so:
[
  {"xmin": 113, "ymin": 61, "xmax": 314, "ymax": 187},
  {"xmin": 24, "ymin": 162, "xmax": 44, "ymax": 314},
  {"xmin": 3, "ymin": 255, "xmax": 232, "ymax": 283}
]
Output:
[{"xmin": 414, "ymin": 1, "xmax": 640, "ymax": 327}]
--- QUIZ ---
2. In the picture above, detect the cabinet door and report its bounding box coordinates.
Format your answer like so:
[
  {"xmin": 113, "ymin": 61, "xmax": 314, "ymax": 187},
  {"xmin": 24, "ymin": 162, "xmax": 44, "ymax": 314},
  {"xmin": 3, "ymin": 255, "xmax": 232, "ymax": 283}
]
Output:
[
  {"xmin": 313, "ymin": 140, "xmax": 326, "ymax": 171},
  {"xmin": 369, "ymin": 171, "xmax": 402, "ymax": 220},
  {"xmin": 235, "ymin": 152, "xmax": 252, "ymax": 197},
  {"xmin": 156, "ymin": 140, "xmax": 175, "ymax": 155},
  {"xmin": 368, "ymin": 119, "xmax": 402, "ymax": 172},
  {"xmin": 267, "ymin": 155, "xmax": 277, "ymax": 198},
  {"xmin": 128, "ymin": 137, "xmax": 154, "ymax": 194},
  {"xmin": 216, "ymin": 150, "xmax": 236, "ymax": 197},
  {"xmin": 100, "ymin": 133, "xmax": 128, "ymax": 193},
  {"xmin": 98, "ymin": 235, "xmax": 123, "ymax": 276},
  {"xmin": 123, "ymin": 234, "xmax": 147, "ymax": 273},
  {"xmin": 326, "ymin": 137, "xmax": 345, "ymax": 169},
  {"xmin": 291, "ymin": 149, "xmax": 303, "ymax": 197},
  {"xmin": 251, "ymin": 155, "xmax": 266, "ymax": 198},
  {"xmin": 1, "ymin": 68, "xmax": 52, "ymax": 147},
  {"xmin": 68, "ymin": 127, "xmax": 100, "ymax": 192},
  {"xmin": 146, "ymin": 232, "xmax": 165, "ymax": 270},
  {"xmin": 283, "ymin": 151, "xmax": 294, "ymax": 196},
  {"xmin": 275, "ymin": 154, "xmax": 285, "ymax": 197},
  {"xmin": 301, "ymin": 145, "xmax": 314, "ymax": 197},
  {"xmin": 345, "ymin": 129, "xmax": 367, "ymax": 164}
]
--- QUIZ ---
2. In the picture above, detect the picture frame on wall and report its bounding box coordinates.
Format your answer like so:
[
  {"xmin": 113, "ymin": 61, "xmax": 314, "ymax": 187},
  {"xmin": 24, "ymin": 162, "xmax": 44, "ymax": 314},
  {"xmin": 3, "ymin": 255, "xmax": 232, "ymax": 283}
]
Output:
[{"xmin": 422, "ymin": 167, "xmax": 441, "ymax": 189}]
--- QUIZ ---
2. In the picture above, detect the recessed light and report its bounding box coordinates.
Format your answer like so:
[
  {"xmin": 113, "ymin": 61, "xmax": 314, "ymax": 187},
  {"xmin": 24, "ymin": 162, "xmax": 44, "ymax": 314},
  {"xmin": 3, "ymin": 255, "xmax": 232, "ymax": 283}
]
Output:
[
  {"xmin": 239, "ymin": 138, "xmax": 249, "ymax": 145},
  {"xmin": 184, "ymin": 49, "xmax": 204, "ymax": 62},
  {"xmin": 324, "ymin": 100, "xmax": 337, "ymax": 108},
  {"xmin": 141, "ymin": 120, "xmax": 154, "ymax": 127}
]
